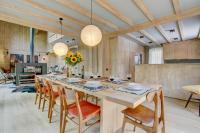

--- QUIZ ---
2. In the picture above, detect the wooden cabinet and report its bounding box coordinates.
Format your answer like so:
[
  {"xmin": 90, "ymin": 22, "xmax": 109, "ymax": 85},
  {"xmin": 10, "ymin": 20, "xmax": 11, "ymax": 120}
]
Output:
[{"xmin": 163, "ymin": 39, "xmax": 200, "ymax": 60}]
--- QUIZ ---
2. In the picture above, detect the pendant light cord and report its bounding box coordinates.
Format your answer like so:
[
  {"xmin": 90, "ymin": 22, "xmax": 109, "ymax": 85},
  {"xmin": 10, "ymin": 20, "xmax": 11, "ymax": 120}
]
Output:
[
  {"xmin": 59, "ymin": 18, "xmax": 63, "ymax": 39},
  {"xmin": 90, "ymin": 0, "xmax": 93, "ymax": 25}
]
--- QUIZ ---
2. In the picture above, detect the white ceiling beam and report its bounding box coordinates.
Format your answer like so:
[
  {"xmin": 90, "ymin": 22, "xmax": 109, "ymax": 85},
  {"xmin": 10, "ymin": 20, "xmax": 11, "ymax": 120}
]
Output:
[
  {"xmin": 0, "ymin": 12, "xmax": 78, "ymax": 38},
  {"xmin": 133, "ymin": 0, "xmax": 171, "ymax": 43},
  {"xmin": 55, "ymin": 0, "xmax": 118, "ymax": 31},
  {"xmin": 110, "ymin": 6, "xmax": 200, "ymax": 37},
  {"xmin": 95, "ymin": 0, "xmax": 134, "ymax": 26},
  {"xmin": 140, "ymin": 30, "xmax": 159, "ymax": 44},
  {"xmin": 172, "ymin": 0, "xmax": 184, "ymax": 41},
  {"xmin": 127, "ymin": 33, "xmax": 149, "ymax": 46},
  {"xmin": 96, "ymin": 0, "xmax": 159, "ymax": 45},
  {"xmin": 24, "ymin": 0, "xmax": 86, "ymax": 27},
  {"xmin": 0, "ymin": 1, "xmax": 79, "ymax": 33}
]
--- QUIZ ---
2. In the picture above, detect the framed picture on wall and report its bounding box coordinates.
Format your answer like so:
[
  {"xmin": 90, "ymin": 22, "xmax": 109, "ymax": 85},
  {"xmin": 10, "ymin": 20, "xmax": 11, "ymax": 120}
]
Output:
[{"xmin": 10, "ymin": 54, "xmax": 24, "ymax": 72}]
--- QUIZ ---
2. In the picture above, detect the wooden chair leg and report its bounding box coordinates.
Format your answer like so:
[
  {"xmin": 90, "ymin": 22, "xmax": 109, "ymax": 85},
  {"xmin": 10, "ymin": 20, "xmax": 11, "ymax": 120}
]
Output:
[
  {"xmin": 38, "ymin": 93, "xmax": 42, "ymax": 109},
  {"xmin": 62, "ymin": 117, "xmax": 67, "ymax": 133},
  {"xmin": 49, "ymin": 99, "xmax": 55, "ymax": 123},
  {"xmin": 162, "ymin": 125, "xmax": 165, "ymax": 133},
  {"xmin": 60, "ymin": 108, "xmax": 63, "ymax": 133},
  {"xmin": 78, "ymin": 123, "xmax": 82, "ymax": 133},
  {"xmin": 42, "ymin": 98, "xmax": 46, "ymax": 112},
  {"xmin": 96, "ymin": 97, "xmax": 98, "ymax": 105},
  {"xmin": 49, "ymin": 103, "xmax": 53, "ymax": 123},
  {"xmin": 48, "ymin": 98, "xmax": 51, "ymax": 118},
  {"xmin": 121, "ymin": 116, "xmax": 126, "ymax": 133},
  {"xmin": 35, "ymin": 93, "xmax": 38, "ymax": 104},
  {"xmin": 199, "ymin": 102, "xmax": 200, "ymax": 117},
  {"xmin": 185, "ymin": 93, "xmax": 193, "ymax": 108}
]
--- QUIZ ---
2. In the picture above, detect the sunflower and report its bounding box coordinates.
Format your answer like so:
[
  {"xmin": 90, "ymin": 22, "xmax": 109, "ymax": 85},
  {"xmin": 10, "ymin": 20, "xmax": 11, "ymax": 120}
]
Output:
[
  {"xmin": 76, "ymin": 52, "xmax": 81, "ymax": 58},
  {"xmin": 67, "ymin": 51, "xmax": 73, "ymax": 58},
  {"xmin": 70, "ymin": 56, "xmax": 77, "ymax": 63}
]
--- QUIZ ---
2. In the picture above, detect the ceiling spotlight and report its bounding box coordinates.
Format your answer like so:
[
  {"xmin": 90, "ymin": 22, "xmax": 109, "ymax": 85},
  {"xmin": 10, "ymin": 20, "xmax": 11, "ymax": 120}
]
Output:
[
  {"xmin": 139, "ymin": 36, "xmax": 144, "ymax": 38},
  {"xmin": 166, "ymin": 29, "xmax": 175, "ymax": 33}
]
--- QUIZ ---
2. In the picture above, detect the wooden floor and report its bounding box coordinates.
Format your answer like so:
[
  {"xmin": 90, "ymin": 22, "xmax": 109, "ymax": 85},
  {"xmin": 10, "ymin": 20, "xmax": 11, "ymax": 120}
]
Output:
[{"xmin": 0, "ymin": 84, "xmax": 200, "ymax": 133}]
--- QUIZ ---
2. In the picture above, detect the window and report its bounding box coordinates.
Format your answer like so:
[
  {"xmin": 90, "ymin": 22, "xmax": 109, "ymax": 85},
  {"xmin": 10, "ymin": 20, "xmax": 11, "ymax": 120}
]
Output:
[
  {"xmin": 149, "ymin": 47, "xmax": 164, "ymax": 64},
  {"xmin": 134, "ymin": 54, "xmax": 142, "ymax": 65}
]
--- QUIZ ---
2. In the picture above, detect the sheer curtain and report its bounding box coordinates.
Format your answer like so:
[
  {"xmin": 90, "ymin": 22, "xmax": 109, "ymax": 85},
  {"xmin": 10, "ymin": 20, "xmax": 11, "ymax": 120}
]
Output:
[{"xmin": 149, "ymin": 47, "xmax": 164, "ymax": 64}]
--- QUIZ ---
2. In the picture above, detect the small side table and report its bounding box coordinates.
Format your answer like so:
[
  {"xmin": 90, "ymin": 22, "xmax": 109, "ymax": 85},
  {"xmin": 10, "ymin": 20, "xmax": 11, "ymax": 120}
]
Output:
[{"xmin": 183, "ymin": 85, "xmax": 200, "ymax": 116}]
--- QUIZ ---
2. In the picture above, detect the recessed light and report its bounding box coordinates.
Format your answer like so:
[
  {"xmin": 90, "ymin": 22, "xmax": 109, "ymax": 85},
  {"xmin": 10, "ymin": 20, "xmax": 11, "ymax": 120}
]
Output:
[
  {"xmin": 139, "ymin": 36, "xmax": 144, "ymax": 38},
  {"xmin": 166, "ymin": 29, "xmax": 175, "ymax": 33}
]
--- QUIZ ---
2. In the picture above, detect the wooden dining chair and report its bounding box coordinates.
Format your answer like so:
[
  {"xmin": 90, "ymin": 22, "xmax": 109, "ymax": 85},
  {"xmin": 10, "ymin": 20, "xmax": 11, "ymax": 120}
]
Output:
[
  {"xmin": 59, "ymin": 87, "xmax": 100, "ymax": 133},
  {"xmin": 45, "ymin": 80, "xmax": 60, "ymax": 123},
  {"xmin": 34, "ymin": 78, "xmax": 47, "ymax": 109},
  {"xmin": 121, "ymin": 89, "xmax": 165, "ymax": 133}
]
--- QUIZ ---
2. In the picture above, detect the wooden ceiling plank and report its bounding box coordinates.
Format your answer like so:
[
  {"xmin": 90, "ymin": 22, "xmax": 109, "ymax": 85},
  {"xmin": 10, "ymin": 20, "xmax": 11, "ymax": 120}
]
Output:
[
  {"xmin": 133, "ymin": 0, "xmax": 171, "ymax": 43},
  {"xmin": 96, "ymin": 0, "xmax": 134, "ymax": 26},
  {"xmin": 0, "ymin": 12, "xmax": 78, "ymax": 38},
  {"xmin": 24, "ymin": 0, "xmax": 86, "ymax": 27},
  {"xmin": 0, "ymin": 1, "xmax": 79, "ymax": 33},
  {"xmin": 172, "ymin": 0, "xmax": 184, "ymax": 41},
  {"xmin": 110, "ymin": 5, "xmax": 200, "ymax": 37},
  {"xmin": 55, "ymin": 0, "xmax": 118, "ymax": 30}
]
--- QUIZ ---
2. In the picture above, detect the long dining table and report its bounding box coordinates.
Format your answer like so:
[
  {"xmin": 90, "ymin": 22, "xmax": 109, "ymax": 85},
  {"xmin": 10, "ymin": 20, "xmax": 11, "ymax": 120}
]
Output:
[{"xmin": 36, "ymin": 74, "xmax": 161, "ymax": 133}]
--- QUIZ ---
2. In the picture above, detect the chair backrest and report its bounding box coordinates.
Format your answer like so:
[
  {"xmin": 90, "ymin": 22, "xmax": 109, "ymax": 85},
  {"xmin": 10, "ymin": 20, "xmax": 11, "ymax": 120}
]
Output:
[
  {"xmin": 59, "ymin": 87, "xmax": 68, "ymax": 112},
  {"xmin": 59, "ymin": 87, "xmax": 85, "ymax": 121},
  {"xmin": 34, "ymin": 77, "xmax": 39, "ymax": 90},
  {"xmin": 146, "ymin": 88, "xmax": 165, "ymax": 129},
  {"xmin": 45, "ymin": 80, "xmax": 53, "ymax": 97}
]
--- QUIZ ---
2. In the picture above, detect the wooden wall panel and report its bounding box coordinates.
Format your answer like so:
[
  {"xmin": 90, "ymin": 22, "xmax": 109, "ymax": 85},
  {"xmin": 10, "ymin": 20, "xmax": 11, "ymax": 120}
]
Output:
[
  {"xmin": 101, "ymin": 35, "xmax": 145, "ymax": 80},
  {"xmin": 0, "ymin": 20, "xmax": 47, "ymax": 70},
  {"xmin": 77, "ymin": 35, "xmax": 145, "ymax": 79}
]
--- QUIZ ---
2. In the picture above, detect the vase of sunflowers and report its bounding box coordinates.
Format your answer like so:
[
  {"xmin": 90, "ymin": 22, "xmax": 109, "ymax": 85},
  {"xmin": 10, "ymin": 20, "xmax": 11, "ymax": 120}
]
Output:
[{"xmin": 65, "ymin": 51, "xmax": 83, "ymax": 77}]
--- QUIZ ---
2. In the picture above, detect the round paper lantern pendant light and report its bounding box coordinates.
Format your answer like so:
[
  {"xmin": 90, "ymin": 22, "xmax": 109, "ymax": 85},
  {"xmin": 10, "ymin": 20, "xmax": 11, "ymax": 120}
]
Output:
[
  {"xmin": 80, "ymin": 0, "xmax": 102, "ymax": 47},
  {"xmin": 81, "ymin": 25, "xmax": 102, "ymax": 47},
  {"xmin": 53, "ymin": 42, "xmax": 68, "ymax": 56},
  {"xmin": 53, "ymin": 18, "xmax": 68, "ymax": 56}
]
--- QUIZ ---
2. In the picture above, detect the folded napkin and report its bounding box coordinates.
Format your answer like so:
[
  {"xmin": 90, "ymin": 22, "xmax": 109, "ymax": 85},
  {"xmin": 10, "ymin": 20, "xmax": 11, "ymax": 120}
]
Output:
[
  {"xmin": 67, "ymin": 78, "xmax": 81, "ymax": 83},
  {"xmin": 126, "ymin": 83, "xmax": 150, "ymax": 91},
  {"xmin": 116, "ymin": 83, "xmax": 152, "ymax": 95}
]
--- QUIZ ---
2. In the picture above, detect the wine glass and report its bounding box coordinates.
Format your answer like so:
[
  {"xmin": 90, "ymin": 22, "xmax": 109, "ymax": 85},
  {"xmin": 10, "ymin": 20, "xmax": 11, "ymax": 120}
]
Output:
[
  {"xmin": 96, "ymin": 73, "xmax": 101, "ymax": 78},
  {"xmin": 109, "ymin": 76, "xmax": 114, "ymax": 82},
  {"xmin": 90, "ymin": 72, "xmax": 94, "ymax": 79},
  {"xmin": 127, "ymin": 74, "xmax": 132, "ymax": 80}
]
